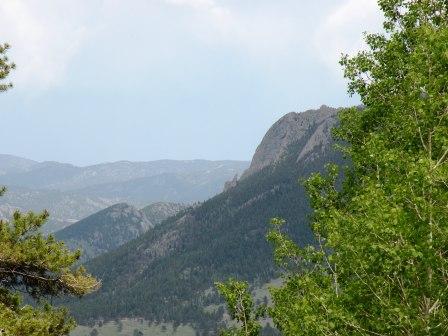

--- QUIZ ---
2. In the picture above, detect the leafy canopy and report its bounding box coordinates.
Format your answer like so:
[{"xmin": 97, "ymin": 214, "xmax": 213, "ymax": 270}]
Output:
[
  {"xmin": 215, "ymin": 279, "xmax": 265, "ymax": 336},
  {"xmin": 268, "ymin": 0, "xmax": 448, "ymax": 335}
]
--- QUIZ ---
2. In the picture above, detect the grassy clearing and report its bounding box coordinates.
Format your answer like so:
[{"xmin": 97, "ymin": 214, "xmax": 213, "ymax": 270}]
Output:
[{"xmin": 71, "ymin": 279, "xmax": 282, "ymax": 335}]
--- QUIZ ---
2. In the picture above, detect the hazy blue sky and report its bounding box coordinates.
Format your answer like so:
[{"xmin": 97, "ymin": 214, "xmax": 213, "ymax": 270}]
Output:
[{"xmin": 0, "ymin": 0, "xmax": 383, "ymax": 166}]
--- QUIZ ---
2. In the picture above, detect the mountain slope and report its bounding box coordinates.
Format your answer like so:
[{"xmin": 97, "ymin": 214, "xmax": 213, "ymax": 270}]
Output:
[
  {"xmin": 55, "ymin": 202, "xmax": 187, "ymax": 262},
  {"xmin": 241, "ymin": 105, "xmax": 337, "ymax": 178},
  {"xmin": 0, "ymin": 186, "xmax": 120, "ymax": 233},
  {"xmin": 68, "ymin": 107, "xmax": 342, "ymax": 331},
  {"xmin": 141, "ymin": 202, "xmax": 187, "ymax": 226},
  {"xmin": 0, "ymin": 154, "xmax": 38, "ymax": 175},
  {"xmin": 72, "ymin": 168, "xmax": 243, "ymax": 204},
  {"xmin": 55, "ymin": 204, "xmax": 151, "ymax": 261}
]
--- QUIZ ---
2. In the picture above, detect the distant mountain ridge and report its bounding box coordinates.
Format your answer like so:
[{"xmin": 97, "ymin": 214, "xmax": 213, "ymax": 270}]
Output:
[
  {"xmin": 0, "ymin": 186, "xmax": 120, "ymax": 233},
  {"xmin": 0, "ymin": 159, "xmax": 249, "ymax": 191},
  {"xmin": 0, "ymin": 158, "xmax": 249, "ymax": 232},
  {"xmin": 0, "ymin": 154, "xmax": 37, "ymax": 175},
  {"xmin": 55, "ymin": 202, "xmax": 186, "ymax": 261},
  {"xmin": 67, "ymin": 106, "xmax": 343, "ymax": 332}
]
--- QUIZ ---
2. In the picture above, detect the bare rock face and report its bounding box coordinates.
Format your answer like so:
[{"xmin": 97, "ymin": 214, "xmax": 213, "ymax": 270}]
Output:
[
  {"xmin": 141, "ymin": 202, "xmax": 187, "ymax": 226},
  {"xmin": 241, "ymin": 105, "xmax": 338, "ymax": 179},
  {"xmin": 223, "ymin": 174, "xmax": 239, "ymax": 192}
]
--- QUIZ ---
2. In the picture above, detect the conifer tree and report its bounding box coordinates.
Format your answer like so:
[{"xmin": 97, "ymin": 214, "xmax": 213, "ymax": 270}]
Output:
[
  {"xmin": 0, "ymin": 43, "xmax": 15, "ymax": 92},
  {"xmin": 0, "ymin": 44, "xmax": 100, "ymax": 336}
]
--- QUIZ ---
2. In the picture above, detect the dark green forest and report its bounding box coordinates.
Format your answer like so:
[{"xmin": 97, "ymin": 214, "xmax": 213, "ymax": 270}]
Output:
[{"xmin": 65, "ymin": 111, "xmax": 343, "ymax": 333}]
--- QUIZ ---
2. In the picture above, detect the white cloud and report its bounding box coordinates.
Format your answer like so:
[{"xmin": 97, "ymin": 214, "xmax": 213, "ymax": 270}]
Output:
[
  {"xmin": 163, "ymin": 0, "xmax": 229, "ymax": 18},
  {"xmin": 162, "ymin": 0, "xmax": 234, "ymax": 39},
  {"xmin": 161, "ymin": 0, "xmax": 301, "ymax": 58},
  {"xmin": 314, "ymin": 0, "xmax": 383, "ymax": 72},
  {"xmin": 0, "ymin": 0, "xmax": 377, "ymax": 92},
  {"xmin": 0, "ymin": 1, "xmax": 89, "ymax": 90},
  {"xmin": 165, "ymin": 0, "xmax": 218, "ymax": 9}
]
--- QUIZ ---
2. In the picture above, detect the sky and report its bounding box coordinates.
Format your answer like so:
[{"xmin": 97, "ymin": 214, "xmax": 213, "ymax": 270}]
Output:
[{"xmin": 0, "ymin": 0, "xmax": 383, "ymax": 166}]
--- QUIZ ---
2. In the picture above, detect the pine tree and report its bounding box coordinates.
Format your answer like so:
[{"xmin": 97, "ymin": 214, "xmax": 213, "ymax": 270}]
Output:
[
  {"xmin": 0, "ymin": 43, "xmax": 15, "ymax": 92},
  {"xmin": 0, "ymin": 45, "xmax": 100, "ymax": 336}
]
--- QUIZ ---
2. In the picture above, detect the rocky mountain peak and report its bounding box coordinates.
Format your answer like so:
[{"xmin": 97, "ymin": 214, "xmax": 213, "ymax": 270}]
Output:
[
  {"xmin": 141, "ymin": 202, "xmax": 187, "ymax": 226},
  {"xmin": 223, "ymin": 174, "xmax": 239, "ymax": 192},
  {"xmin": 104, "ymin": 203, "xmax": 152, "ymax": 230},
  {"xmin": 241, "ymin": 105, "xmax": 339, "ymax": 179}
]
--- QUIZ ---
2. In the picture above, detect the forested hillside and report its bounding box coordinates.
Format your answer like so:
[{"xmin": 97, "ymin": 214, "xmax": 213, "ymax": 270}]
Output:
[
  {"xmin": 141, "ymin": 202, "xmax": 187, "ymax": 226},
  {"xmin": 66, "ymin": 106, "xmax": 343, "ymax": 332},
  {"xmin": 55, "ymin": 202, "xmax": 186, "ymax": 261}
]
